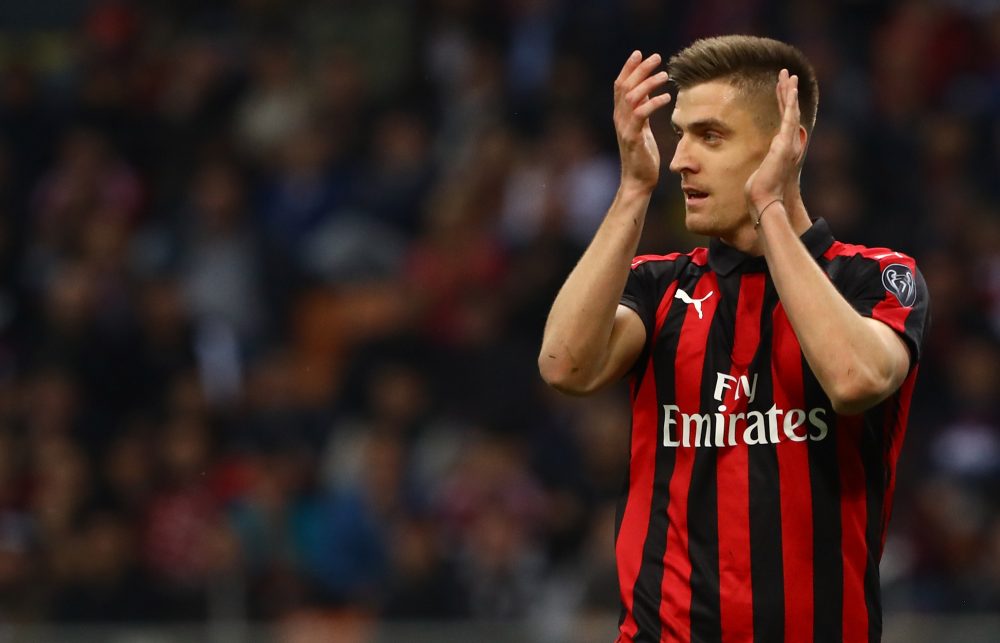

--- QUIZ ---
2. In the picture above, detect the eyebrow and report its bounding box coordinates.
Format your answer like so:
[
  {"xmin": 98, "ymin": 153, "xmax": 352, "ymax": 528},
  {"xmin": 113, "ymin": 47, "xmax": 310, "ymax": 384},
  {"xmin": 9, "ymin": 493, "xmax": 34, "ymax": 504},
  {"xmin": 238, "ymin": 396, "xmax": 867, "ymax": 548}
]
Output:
[{"xmin": 671, "ymin": 118, "xmax": 733, "ymax": 133}]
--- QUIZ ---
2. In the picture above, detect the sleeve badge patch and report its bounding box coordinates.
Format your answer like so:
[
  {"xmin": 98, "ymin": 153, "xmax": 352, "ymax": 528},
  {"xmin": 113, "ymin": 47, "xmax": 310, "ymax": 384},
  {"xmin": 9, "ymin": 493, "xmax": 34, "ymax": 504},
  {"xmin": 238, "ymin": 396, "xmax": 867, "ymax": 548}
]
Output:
[{"xmin": 881, "ymin": 263, "xmax": 916, "ymax": 307}]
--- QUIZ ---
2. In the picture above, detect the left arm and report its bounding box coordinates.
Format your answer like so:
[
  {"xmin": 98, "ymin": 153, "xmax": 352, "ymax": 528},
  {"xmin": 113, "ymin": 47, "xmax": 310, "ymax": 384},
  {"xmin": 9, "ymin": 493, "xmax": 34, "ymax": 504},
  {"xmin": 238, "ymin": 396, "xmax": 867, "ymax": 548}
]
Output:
[
  {"xmin": 758, "ymin": 213, "xmax": 910, "ymax": 415},
  {"xmin": 747, "ymin": 70, "xmax": 911, "ymax": 415}
]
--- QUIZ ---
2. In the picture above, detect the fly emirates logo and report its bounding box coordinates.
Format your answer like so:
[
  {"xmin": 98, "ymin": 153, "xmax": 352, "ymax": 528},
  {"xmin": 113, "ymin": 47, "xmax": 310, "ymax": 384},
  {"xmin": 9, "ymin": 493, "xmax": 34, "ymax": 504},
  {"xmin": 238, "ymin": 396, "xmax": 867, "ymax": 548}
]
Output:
[{"xmin": 662, "ymin": 372, "xmax": 829, "ymax": 448}]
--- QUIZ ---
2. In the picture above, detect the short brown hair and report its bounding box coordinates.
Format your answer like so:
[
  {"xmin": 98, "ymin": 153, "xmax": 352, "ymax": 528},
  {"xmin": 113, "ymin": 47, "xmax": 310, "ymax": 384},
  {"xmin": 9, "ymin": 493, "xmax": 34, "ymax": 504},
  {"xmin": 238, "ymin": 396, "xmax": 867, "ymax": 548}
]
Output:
[{"xmin": 668, "ymin": 35, "xmax": 819, "ymax": 134}]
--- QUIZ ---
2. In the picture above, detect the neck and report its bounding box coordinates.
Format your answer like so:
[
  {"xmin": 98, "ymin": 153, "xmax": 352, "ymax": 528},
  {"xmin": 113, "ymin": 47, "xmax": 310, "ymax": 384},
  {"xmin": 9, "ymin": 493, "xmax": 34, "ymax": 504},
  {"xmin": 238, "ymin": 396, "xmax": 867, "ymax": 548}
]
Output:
[{"xmin": 721, "ymin": 184, "xmax": 811, "ymax": 255}]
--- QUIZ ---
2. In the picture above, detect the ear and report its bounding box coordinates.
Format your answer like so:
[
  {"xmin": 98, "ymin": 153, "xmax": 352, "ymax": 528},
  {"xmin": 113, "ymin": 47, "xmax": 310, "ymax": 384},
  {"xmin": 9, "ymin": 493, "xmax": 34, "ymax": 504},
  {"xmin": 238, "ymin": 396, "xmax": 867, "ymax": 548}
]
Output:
[{"xmin": 796, "ymin": 124, "xmax": 809, "ymax": 166}]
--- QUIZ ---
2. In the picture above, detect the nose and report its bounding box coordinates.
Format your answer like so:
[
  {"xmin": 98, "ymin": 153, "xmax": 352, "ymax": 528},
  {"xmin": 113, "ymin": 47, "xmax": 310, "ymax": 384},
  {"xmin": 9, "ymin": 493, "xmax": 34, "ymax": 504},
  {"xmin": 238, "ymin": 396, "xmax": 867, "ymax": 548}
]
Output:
[{"xmin": 669, "ymin": 136, "xmax": 696, "ymax": 175}]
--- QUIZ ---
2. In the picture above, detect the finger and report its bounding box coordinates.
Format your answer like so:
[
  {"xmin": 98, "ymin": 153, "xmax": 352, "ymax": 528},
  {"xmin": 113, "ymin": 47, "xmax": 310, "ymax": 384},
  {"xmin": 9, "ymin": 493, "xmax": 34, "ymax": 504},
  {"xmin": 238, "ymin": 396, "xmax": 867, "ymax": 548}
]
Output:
[
  {"xmin": 775, "ymin": 68, "xmax": 788, "ymax": 120},
  {"xmin": 778, "ymin": 98, "xmax": 798, "ymax": 141},
  {"xmin": 788, "ymin": 76, "xmax": 803, "ymax": 158},
  {"xmin": 777, "ymin": 73, "xmax": 793, "ymax": 120},
  {"xmin": 614, "ymin": 50, "xmax": 643, "ymax": 89},
  {"xmin": 777, "ymin": 78, "xmax": 801, "ymax": 158},
  {"xmin": 625, "ymin": 71, "xmax": 669, "ymax": 106},
  {"xmin": 622, "ymin": 53, "xmax": 662, "ymax": 92},
  {"xmin": 782, "ymin": 76, "xmax": 800, "ymax": 130},
  {"xmin": 633, "ymin": 92, "xmax": 672, "ymax": 119},
  {"xmin": 620, "ymin": 93, "xmax": 650, "ymax": 136}
]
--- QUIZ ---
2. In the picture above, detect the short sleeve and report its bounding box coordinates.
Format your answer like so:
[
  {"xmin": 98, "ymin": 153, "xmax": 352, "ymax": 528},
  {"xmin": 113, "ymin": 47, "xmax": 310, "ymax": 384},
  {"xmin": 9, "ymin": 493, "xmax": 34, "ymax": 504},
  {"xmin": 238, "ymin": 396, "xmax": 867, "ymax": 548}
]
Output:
[
  {"xmin": 620, "ymin": 259, "xmax": 658, "ymax": 344},
  {"xmin": 835, "ymin": 254, "xmax": 930, "ymax": 366}
]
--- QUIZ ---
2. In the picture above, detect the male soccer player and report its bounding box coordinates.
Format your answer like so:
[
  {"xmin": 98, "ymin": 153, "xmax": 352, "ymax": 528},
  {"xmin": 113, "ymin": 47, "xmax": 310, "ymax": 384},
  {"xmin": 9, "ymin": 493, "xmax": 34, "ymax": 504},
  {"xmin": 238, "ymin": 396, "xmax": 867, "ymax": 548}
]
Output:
[{"xmin": 539, "ymin": 36, "xmax": 929, "ymax": 643}]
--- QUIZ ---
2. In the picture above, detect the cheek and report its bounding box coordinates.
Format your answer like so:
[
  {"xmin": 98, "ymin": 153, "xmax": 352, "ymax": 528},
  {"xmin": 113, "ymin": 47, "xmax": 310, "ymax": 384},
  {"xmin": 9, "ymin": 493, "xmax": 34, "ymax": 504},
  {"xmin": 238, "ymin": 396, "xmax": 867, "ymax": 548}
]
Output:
[
  {"xmin": 727, "ymin": 150, "xmax": 766, "ymax": 176},
  {"xmin": 718, "ymin": 150, "xmax": 766, "ymax": 190},
  {"xmin": 712, "ymin": 152, "xmax": 765, "ymax": 213},
  {"xmin": 715, "ymin": 160, "xmax": 751, "ymax": 194}
]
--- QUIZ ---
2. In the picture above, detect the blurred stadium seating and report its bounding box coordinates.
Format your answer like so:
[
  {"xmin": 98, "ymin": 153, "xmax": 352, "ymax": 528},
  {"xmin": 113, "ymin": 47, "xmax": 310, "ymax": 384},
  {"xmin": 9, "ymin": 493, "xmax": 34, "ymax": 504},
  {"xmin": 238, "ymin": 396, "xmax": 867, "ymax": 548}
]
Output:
[{"xmin": 0, "ymin": 1, "xmax": 997, "ymax": 641}]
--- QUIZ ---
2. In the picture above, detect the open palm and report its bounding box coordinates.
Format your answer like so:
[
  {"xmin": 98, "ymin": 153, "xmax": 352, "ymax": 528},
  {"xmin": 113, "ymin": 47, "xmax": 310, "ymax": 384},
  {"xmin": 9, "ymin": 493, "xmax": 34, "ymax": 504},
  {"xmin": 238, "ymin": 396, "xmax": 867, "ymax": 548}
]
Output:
[
  {"xmin": 613, "ymin": 51, "xmax": 672, "ymax": 190},
  {"xmin": 744, "ymin": 69, "xmax": 805, "ymax": 216}
]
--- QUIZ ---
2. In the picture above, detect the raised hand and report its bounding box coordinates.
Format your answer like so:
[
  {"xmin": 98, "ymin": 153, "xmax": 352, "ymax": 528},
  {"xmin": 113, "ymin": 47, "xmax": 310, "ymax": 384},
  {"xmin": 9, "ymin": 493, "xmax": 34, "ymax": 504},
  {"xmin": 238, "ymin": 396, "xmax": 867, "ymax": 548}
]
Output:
[
  {"xmin": 613, "ymin": 51, "xmax": 672, "ymax": 191},
  {"xmin": 744, "ymin": 69, "xmax": 806, "ymax": 221}
]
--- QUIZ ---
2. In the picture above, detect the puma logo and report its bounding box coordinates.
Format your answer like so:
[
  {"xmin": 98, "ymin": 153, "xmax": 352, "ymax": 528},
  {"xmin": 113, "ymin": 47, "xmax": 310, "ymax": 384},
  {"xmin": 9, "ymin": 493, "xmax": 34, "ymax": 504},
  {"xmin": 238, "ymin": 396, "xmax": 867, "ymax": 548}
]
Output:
[{"xmin": 675, "ymin": 289, "xmax": 714, "ymax": 319}]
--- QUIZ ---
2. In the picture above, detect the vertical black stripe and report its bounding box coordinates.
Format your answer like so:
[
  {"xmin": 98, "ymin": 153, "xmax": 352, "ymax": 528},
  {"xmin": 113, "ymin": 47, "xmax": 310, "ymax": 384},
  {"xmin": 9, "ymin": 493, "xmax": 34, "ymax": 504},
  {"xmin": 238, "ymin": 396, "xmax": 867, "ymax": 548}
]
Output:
[
  {"xmin": 861, "ymin": 411, "xmax": 886, "ymax": 643},
  {"xmin": 629, "ymin": 286, "xmax": 691, "ymax": 642},
  {"xmin": 877, "ymin": 395, "xmax": 905, "ymax": 550},
  {"xmin": 804, "ymin": 359, "xmax": 843, "ymax": 643},
  {"xmin": 811, "ymin": 256, "xmax": 843, "ymax": 643},
  {"xmin": 687, "ymin": 447, "xmax": 720, "ymax": 642},
  {"xmin": 747, "ymin": 278, "xmax": 784, "ymax": 641},
  {"xmin": 688, "ymin": 273, "xmax": 740, "ymax": 643}
]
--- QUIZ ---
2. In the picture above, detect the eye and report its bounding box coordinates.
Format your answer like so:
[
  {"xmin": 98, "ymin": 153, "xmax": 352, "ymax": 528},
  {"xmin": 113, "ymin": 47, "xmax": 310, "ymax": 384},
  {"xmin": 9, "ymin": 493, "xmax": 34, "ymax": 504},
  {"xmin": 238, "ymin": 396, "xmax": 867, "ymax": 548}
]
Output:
[{"xmin": 703, "ymin": 131, "xmax": 722, "ymax": 143}]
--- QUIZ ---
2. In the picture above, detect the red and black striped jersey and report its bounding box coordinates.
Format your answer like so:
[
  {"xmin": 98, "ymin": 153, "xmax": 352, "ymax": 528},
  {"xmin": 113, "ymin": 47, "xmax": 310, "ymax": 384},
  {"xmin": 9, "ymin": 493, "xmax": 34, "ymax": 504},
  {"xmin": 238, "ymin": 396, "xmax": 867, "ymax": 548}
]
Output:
[{"xmin": 614, "ymin": 219, "xmax": 929, "ymax": 643}]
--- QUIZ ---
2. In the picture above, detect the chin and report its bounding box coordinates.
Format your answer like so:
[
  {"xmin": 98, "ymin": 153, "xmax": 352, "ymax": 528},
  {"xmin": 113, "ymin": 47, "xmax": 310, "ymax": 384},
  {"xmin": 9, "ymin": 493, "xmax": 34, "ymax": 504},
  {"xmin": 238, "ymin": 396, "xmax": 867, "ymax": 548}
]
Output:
[
  {"xmin": 684, "ymin": 206, "xmax": 744, "ymax": 238},
  {"xmin": 683, "ymin": 210, "xmax": 722, "ymax": 236}
]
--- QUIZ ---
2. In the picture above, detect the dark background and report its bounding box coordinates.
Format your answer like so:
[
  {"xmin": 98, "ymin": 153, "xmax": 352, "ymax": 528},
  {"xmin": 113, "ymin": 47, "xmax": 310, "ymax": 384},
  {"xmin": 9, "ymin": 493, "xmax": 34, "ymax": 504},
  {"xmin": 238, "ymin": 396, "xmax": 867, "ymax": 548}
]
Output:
[{"xmin": 0, "ymin": 0, "xmax": 997, "ymax": 634}]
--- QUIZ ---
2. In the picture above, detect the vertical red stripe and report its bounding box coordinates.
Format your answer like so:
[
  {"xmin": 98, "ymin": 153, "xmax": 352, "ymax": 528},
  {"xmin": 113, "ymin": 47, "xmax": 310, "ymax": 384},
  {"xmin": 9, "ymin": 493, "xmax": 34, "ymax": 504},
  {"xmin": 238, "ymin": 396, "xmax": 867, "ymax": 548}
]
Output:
[
  {"xmin": 655, "ymin": 284, "xmax": 682, "ymax": 339},
  {"xmin": 837, "ymin": 415, "xmax": 869, "ymax": 641},
  {"xmin": 660, "ymin": 448, "xmax": 694, "ymax": 643},
  {"xmin": 880, "ymin": 366, "xmax": 917, "ymax": 554},
  {"xmin": 660, "ymin": 273, "xmax": 718, "ymax": 642},
  {"xmin": 617, "ymin": 353, "xmax": 660, "ymax": 642},
  {"xmin": 618, "ymin": 283, "xmax": 680, "ymax": 642},
  {"xmin": 716, "ymin": 274, "xmax": 764, "ymax": 643},
  {"xmin": 771, "ymin": 304, "xmax": 814, "ymax": 643}
]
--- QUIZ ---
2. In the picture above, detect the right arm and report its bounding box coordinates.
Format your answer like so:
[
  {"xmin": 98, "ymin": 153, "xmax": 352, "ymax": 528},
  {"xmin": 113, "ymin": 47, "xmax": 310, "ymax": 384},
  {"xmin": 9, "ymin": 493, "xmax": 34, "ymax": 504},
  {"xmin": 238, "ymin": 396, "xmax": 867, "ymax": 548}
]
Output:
[{"xmin": 538, "ymin": 51, "xmax": 671, "ymax": 395}]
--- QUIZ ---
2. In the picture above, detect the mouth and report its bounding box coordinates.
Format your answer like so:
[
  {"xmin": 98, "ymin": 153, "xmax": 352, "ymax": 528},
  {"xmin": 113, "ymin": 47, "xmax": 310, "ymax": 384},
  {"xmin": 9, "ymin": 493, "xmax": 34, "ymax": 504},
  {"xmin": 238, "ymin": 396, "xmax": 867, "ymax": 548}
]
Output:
[{"xmin": 682, "ymin": 187, "xmax": 710, "ymax": 206}]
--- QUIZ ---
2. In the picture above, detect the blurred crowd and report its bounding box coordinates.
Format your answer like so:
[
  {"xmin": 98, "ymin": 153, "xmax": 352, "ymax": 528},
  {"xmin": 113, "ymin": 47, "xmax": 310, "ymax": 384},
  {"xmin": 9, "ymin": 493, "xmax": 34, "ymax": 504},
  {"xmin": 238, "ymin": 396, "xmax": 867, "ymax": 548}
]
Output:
[{"xmin": 0, "ymin": 0, "xmax": 997, "ymax": 633}]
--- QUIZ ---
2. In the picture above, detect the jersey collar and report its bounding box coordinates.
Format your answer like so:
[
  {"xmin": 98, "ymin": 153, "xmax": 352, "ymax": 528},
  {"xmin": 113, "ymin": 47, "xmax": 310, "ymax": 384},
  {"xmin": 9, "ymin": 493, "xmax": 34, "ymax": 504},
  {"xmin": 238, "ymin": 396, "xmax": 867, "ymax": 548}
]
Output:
[{"xmin": 708, "ymin": 218, "xmax": 836, "ymax": 276}]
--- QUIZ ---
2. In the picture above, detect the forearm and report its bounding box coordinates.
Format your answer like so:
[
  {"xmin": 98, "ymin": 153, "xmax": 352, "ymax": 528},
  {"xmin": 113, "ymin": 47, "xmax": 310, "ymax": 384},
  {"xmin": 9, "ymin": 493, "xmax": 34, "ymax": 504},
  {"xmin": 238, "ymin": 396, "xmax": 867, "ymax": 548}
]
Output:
[
  {"xmin": 758, "ymin": 209, "xmax": 905, "ymax": 414},
  {"xmin": 539, "ymin": 182, "xmax": 651, "ymax": 390}
]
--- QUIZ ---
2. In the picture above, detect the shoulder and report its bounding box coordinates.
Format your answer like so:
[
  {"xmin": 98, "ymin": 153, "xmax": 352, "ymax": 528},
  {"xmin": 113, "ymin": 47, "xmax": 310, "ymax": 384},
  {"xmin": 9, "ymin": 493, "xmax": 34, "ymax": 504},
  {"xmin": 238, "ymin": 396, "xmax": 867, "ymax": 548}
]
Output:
[
  {"xmin": 823, "ymin": 240, "xmax": 928, "ymax": 319},
  {"xmin": 822, "ymin": 241, "xmax": 922, "ymax": 284},
  {"xmin": 630, "ymin": 246, "xmax": 709, "ymax": 274},
  {"xmin": 624, "ymin": 247, "xmax": 710, "ymax": 315},
  {"xmin": 823, "ymin": 241, "xmax": 918, "ymax": 267}
]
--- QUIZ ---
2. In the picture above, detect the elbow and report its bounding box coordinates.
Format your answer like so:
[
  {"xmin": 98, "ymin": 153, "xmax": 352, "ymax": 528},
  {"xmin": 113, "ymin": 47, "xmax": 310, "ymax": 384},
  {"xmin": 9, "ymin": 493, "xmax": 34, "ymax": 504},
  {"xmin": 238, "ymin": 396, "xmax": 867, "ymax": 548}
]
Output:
[
  {"xmin": 829, "ymin": 393, "xmax": 870, "ymax": 417},
  {"xmin": 826, "ymin": 366, "xmax": 898, "ymax": 416},
  {"xmin": 537, "ymin": 353, "xmax": 598, "ymax": 396}
]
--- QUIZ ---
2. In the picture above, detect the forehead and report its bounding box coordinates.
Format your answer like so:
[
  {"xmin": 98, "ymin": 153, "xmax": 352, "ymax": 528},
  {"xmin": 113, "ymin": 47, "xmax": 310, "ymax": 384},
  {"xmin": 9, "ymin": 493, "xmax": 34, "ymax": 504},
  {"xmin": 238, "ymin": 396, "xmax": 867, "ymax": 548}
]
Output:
[{"xmin": 671, "ymin": 80, "xmax": 754, "ymax": 128}]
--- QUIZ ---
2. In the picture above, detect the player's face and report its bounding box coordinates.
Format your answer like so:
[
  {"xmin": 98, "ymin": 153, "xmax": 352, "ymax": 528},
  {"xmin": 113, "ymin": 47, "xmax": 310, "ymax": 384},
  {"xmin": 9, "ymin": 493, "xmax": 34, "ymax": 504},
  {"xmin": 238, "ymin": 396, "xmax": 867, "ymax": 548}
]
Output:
[{"xmin": 669, "ymin": 80, "xmax": 773, "ymax": 238}]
